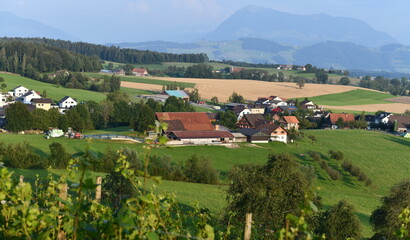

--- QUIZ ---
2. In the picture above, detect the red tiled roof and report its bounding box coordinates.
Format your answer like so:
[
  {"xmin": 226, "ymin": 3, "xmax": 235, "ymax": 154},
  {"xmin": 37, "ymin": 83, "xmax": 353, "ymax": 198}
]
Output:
[
  {"xmin": 132, "ymin": 68, "xmax": 147, "ymax": 74},
  {"xmin": 283, "ymin": 116, "xmax": 300, "ymax": 124},
  {"xmin": 156, "ymin": 112, "xmax": 214, "ymax": 132},
  {"xmin": 171, "ymin": 130, "xmax": 234, "ymax": 139},
  {"xmin": 329, "ymin": 113, "xmax": 355, "ymax": 124}
]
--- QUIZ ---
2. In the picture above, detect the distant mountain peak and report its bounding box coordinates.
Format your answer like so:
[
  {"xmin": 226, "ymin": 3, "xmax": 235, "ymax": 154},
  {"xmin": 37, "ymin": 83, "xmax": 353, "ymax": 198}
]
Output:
[
  {"xmin": 0, "ymin": 11, "xmax": 79, "ymax": 41},
  {"xmin": 205, "ymin": 5, "xmax": 397, "ymax": 47}
]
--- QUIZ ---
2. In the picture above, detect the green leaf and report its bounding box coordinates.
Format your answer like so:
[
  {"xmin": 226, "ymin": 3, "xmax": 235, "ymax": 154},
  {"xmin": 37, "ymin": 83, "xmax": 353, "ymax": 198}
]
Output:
[{"xmin": 146, "ymin": 232, "xmax": 159, "ymax": 240}]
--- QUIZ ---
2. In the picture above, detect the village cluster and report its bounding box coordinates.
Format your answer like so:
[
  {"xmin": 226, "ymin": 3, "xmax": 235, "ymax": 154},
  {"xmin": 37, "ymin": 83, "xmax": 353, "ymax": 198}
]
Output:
[
  {"xmin": 0, "ymin": 85, "xmax": 78, "ymax": 126},
  {"xmin": 149, "ymin": 91, "xmax": 410, "ymax": 145}
]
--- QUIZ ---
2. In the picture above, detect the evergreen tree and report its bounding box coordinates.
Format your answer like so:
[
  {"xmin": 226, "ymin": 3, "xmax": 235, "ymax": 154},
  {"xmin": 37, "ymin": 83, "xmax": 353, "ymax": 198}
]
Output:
[{"xmin": 5, "ymin": 102, "xmax": 32, "ymax": 132}]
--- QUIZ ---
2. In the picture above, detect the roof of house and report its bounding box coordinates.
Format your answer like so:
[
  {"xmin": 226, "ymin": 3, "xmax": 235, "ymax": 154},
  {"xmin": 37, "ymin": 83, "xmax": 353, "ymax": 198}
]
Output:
[
  {"xmin": 279, "ymin": 105, "xmax": 298, "ymax": 113},
  {"xmin": 233, "ymin": 105, "xmax": 248, "ymax": 115},
  {"xmin": 388, "ymin": 115, "xmax": 410, "ymax": 129},
  {"xmin": 282, "ymin": 116, "xmax": 300, "ymax": 124},
  {"xmin": 132, "ymin": 68, "xmax": 147, "ymax": 73},
  {"xmin": 231, "ymin": 132, "xmax": 247, "ymax": 138},
  {"xmin": 256, "ymin": 123, "xmax": 284, "ymax": 135},
  {"xmin": 21, "ymin": 90, "xmax": 40, "ymax": 98},
  {"xmin": 329, "ymin": 113, "xmax": 355, "ymax": 124},
  {"xmin": 58, "ymin": 96, "xmax": 77, "ymax": 104},
  {"xmin": 31, "ymin": 98, "xmax": 53, "ymax": 104},
  {"xmin": 237, "ymin": 128, "xmax": 270, "ymax": 137},
  {"xmin": 13, "ymin": 85, "xmax": 27, "ymax": 90},
  {"xmin": 301, "ymin": 100, "xmax": 314, "ymax": 105},
  {"xmin": 243, "ymin": 114, "xmax": 266, "ymax": 128},
  {"xmin": 156, "ymin": 112, "xmax": 214, "ymax": 132},
  {"xmin": 170, "ymin": 130, "xmax": 234, "ymax": 139},
  {"xmin": 164, "ymin": 90, "xmax": 189, "ymax": 98}
]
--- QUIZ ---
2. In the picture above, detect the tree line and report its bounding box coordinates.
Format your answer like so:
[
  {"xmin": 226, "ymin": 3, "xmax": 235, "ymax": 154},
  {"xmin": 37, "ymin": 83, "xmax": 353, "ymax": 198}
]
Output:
[
  {"xmin": 0, "ymin": 39, "xmax": 101, "ymax": 77},
  {"xmin": 5, "ymin": 92, "xmax": 194, "ymax": 133},
  {"xmin": 0, "ymin": 37, "xmax": 208, "ymax": 64},
  {"xmin": 359, "ymin": 75, "xmax": 410, "ymax": 96}
]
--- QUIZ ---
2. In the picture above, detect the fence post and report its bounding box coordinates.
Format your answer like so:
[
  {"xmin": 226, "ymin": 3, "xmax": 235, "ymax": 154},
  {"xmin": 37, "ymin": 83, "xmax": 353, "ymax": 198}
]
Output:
[
  {"xmin": 244, "ymin": 213, "xmax": 252, "ymax": 240},
  {"xmin": 95, "ymin": 176, "xmax": 102, "ymax": 203},
  {"xmin": 19, "ymin": 175, "xmax": 24, "ymax": 184},
  {"xmin": 58, "ymin": 183, "xmax": 68, "ymax": 240}
]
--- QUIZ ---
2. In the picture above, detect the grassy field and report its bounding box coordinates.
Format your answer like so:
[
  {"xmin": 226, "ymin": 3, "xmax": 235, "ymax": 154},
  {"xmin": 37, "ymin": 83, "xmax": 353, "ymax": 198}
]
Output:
[
  {"xmin": 0, "ymin": 73, "xmax": 107, "ymax": 102},
  {"xmin": 84, "ymin": 72, "xmax": 196, "ymax": 88},
  {"xmin": 3, "ymin": 130, "xmax": 409, "ymax": 236},
  {"xmin": 308, "ymin": 89, "xmax": 394, "ymax": 106}
]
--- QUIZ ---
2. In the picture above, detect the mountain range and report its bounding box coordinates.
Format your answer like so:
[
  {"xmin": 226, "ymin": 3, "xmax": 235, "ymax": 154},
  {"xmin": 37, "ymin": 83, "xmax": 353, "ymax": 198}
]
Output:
[{"xmin": 0, "ymin": 12, "xmax": 78, "ymax": 41}]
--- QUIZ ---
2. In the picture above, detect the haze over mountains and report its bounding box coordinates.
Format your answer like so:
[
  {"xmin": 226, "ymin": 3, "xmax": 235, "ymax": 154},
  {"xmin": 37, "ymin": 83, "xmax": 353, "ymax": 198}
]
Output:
[
  {"xmin": 0, "ymin": 12, "xmax": 78, "ymax": 41},
  {"xmin": 2, "ymin": 5, "xmax": 410, "ymax": 72}
]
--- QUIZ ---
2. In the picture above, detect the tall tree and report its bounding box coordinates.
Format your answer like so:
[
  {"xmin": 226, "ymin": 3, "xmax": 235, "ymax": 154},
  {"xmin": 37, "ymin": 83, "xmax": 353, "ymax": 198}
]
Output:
[
  {"xmin": 227, "ymin": 153, "xmax": 311, "ymax": 232},
  {"xmin": 5, "ymin": 102, "xmax": 32, "ymax": 132},
  {"xmin": 228, "ymin": 92, "xmax": 245, "ymax": 103}
]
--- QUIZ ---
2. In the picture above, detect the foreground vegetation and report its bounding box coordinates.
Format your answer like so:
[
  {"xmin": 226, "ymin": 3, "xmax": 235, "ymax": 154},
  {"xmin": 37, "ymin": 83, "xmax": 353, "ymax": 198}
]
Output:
[{"xmin": 1, "ymin": 130, "xmax": 409, "ymax": 236}]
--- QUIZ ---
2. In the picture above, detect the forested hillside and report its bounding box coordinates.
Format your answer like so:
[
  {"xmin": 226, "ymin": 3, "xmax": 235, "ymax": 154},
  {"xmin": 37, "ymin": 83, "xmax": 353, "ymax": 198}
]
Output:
[{"xmin": 0, "ymin": 38, "xmax": 208, "ymax": 65}]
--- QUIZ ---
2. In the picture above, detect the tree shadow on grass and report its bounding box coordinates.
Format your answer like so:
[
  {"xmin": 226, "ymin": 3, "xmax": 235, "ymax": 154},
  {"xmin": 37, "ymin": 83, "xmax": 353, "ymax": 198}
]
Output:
[{"xmin": 382, "ymin": 134, "xmax": 410, "ymax": 147}]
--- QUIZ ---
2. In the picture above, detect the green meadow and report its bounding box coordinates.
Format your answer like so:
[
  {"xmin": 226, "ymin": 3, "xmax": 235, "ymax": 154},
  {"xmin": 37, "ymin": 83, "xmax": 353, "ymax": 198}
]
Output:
[
  {"xmin": 308, "ymin": 89, "xmax": 394, "ymax": 106},
  {"xmin": 3, "ymin": 130, "xmax": 410, "ymax": 236},
  {"xmin": 0, "ymin": 73, "xmax": 107, "ymax": 102}
]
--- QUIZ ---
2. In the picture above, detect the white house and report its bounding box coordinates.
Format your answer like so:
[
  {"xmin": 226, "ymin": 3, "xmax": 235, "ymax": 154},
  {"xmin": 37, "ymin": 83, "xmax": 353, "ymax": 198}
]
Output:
[
  {"xmin": 18, "ymin": 91, "xmax": 41, "ymax": 104},
  {"xmin": 268, "ymin": 100, "xmax": 288, "ymax": 109},
  {"xmin": 0, "ymin": 93, "xmax": 13, "ymax": 107},
  {"xmin": 58, "ymin": 96, "xmax": 78, "ymax": 109},
  {"xmin": 13, "ymin": 86, "xmax": 29, "ymax": 97}
]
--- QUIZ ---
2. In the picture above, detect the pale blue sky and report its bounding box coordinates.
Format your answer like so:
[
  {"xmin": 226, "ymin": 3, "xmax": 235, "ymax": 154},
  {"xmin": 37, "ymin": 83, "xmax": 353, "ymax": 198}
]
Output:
[{"xmin": 1, "ymin": 0, "xmax": 408, "ymax": 44}]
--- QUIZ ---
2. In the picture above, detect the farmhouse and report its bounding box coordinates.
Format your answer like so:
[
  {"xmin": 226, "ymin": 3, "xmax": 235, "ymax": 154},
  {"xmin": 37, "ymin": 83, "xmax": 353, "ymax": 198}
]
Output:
[
  {"xmin": 233, "ymin": 105, "xmax": 251, "ymax": 121},
  {"xmin": 131, "ymin": 68, "xmax": 148, "ymax": 76},
  {"xmin": 112, "ymin": 68, "xmax": 125, "ymax": 76},
  {"xmin": 156, "ymin": 112, "xmax": 234, "ymax": 144},
  {"xmin": 31, "ymin": 98, "xmax": 54, "ymax": 111},
  {"xmin": 388, "ymin": 115, "xmax": 410, "ymax": 132},
  {"xmin": 236, "ymin": 114, "xmax": 267, "ymax": 129},
  {"xmin": 327, "ymin": 113, "xmax": 355, "ymax": 129},
  {"xmin": 237, "ymin": 128, "xmax": 270, "ymax": 143},
  {"xmin": 0, "ymin": 93, "xmax": 12, "ymax": 107},
  {"xmin": 282, "ymin": 116, "xmax": 300, "ymax": 130}
]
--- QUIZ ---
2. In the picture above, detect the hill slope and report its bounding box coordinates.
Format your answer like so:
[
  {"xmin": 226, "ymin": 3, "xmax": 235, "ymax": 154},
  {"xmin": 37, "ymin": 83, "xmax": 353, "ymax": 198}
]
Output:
[{"xmin": 205, "ymin": 5, "xmax": 396, "ymax": 47}]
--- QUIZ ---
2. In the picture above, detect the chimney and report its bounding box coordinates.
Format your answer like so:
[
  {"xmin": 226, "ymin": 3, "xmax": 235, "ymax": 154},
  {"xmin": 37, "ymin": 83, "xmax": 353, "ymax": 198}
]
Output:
[{"xmin": 215, "ymin": 124, "xmax": 219, "ymax": 131}]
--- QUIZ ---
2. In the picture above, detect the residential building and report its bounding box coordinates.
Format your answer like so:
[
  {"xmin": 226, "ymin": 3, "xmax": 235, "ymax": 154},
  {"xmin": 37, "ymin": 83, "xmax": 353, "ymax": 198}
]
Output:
[
  {"xmin": 12, "ymin": 85, "xmax": 29, "ymax": 97},
  {"xmin": 17, "ymin": 90, "xmax": 41, "ymax": 104},
  {"xmin": 58, "ymin": 96, "xmax": 78, "ymax": 109},
  {"xmin": 388, "ymin": 115, "xmax": 410, "ymax": 132},
  {"xmin": 236, "ymin": 114, "xmax": 267, "ymax": 128},
  {"xmin": 327, "ymin": 113, "xmax": 355, "ymax": 129},
  {"xmin": 112, "ymin": 68, "xmax": 126, "ymax": 76},
  {"xmin": 31, "ymin": 98, "xmax": 53, "ymax": 111},
  {"xmin": 256, "ymin": 123, "xmax": 288, "ymax": 143},
  {"xmin": 282, "ymin": 116, "xmax": 300, "ymax": 130}
]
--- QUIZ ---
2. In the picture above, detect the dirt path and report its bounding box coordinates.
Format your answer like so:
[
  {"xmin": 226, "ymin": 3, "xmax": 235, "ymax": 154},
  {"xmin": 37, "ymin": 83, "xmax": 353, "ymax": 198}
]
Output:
[{"xmin": 121, "ymin": 82, "xmax": 163, "ymax": 91}]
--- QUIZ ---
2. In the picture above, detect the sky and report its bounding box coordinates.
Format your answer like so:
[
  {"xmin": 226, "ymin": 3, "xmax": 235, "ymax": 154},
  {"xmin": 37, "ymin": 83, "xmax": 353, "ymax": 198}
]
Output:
[{"xmin": 1, "ymin": 0, "xmax": 410, "ymax": 44}]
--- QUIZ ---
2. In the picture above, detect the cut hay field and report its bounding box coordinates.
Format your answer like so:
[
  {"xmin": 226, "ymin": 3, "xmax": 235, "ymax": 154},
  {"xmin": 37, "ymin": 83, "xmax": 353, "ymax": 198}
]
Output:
[
  {"xmin": 3, "ymin": 130, "xmax": 410, "ymax": 236},
  {"xmin": 0, "ymin": 73, "xmax": 107, "ymax": 102},
  {"xmin": 121, "ymin": 76, "xmax": 366, "ymax": 101}
]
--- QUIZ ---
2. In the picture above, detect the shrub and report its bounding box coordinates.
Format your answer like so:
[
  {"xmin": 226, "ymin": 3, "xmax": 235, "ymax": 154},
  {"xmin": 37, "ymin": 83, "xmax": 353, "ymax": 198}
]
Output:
[
  {"xmin": 309, "ymin": 152, "xmax": 321, "ymax": 161},
  {"xmin": 329, "ymin": 150, "xmax": 344, "ymax": 160},
  {"xmin": 342, "ymin": 160, "xmax": 372, "ymax": 184},
  {"xmin": 47, "ymin": 142, "xmax": 71, "ymax": 169},
  {"xmin": 327, "ymin": 167, "xmax": 342, "ymax": 180},
  {"xmin": 3, "ymin": 142, "xmax": 44, "ymax": 169},
  {"xmin": 184, "ymin": 154, "xmax": 219, "ymax": 184}
]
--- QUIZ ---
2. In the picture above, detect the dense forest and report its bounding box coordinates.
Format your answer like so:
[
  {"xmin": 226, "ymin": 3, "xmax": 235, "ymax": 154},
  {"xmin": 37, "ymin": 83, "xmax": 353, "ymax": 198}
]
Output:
[
  {"xmin": 359, "ymin": 75, "xmax": 410, "ymax": 95},
  {"xmin": 0, "ymin": 39, "xmax": 101, "ymax": 78},
  {"xmin": 0, "ymin": 37, "xmax": 208, "ymax": 64}
]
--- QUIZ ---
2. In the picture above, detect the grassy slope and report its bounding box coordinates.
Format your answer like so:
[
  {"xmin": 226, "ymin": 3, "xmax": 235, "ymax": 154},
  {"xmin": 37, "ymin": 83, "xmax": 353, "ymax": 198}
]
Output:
[
  {"xmin": 0, "ymin": 73, "xmax": 106, "ymax": 102},
  {"xmin": 3, "ymin": 130, "xmax": 409, "ymax": 236},
  {"xmin": 84, "ymin": 72, "xmax": 196, "ymax": 88},
  {"xmin": 309, "ymin": 89, "xmax": 394, "ymax": 106}
]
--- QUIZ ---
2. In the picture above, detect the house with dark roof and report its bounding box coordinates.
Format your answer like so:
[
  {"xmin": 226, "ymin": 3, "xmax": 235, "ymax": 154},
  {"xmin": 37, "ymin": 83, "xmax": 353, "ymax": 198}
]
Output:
[
  {"xmin": 58, "ymin": 96, "xmax": 78, "ymax": 109},
  {"xmin": 233, "ymin": 105, "xmax": 251, "ymax": 121},
  {"xmin": 17, "ymin": 90, "xmax": 41, "ymax": 104},
  {"xmin": 388, "ymin": 115, "xmax": 410, "ymax": 132},
  {"xmin": 256, "ymin": 123, "xmax": 288, "ymax": 143},
  {"xmin": 31, "ymin": 98, "xmax": 54, "ymax": 111},
  {"xmin": 236, "ymin": 114, "xmax": 267, "ymax": 129},
  {"xmin": 12, "ymin": 85, "xmax": 29, "ymax": 97},
  {"xmin": 237, "ymin": 128, "xmax": 270, "ymax": 143}
]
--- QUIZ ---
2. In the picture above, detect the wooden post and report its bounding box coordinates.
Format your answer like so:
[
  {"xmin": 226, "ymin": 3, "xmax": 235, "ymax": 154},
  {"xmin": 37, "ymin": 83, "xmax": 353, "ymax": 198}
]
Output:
[
  {"xmin": 244, "ymin": 213, "xmax": 252, "ymax": 240},
  {"xmin": 58, "ymin": 183, "xmax": 68, "ymax": 240},
  {"xmin": 19, "ymin": 175, "xmax": 24, "ymax": 184},
  {"xmin": 95, "ymin": 176, "xmax": 102, "ymax": 203}
]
